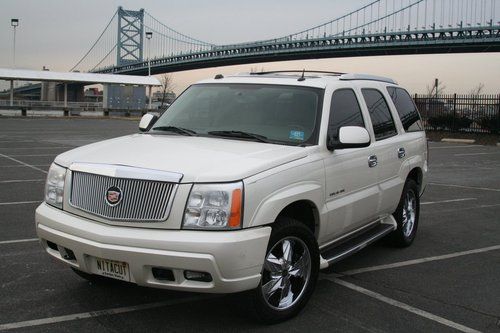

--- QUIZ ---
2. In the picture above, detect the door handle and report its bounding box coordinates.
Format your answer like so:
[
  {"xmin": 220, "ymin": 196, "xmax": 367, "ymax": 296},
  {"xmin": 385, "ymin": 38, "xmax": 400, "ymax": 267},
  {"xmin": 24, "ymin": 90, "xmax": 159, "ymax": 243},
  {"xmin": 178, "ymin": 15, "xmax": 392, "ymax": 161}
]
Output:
[
  {"xmin": 368, "ymin": 155, "xmax": 378, "ymax": 168},
  {"xmin": 398, "ymin": 147, "xmax": 406, "ymax": 159}
]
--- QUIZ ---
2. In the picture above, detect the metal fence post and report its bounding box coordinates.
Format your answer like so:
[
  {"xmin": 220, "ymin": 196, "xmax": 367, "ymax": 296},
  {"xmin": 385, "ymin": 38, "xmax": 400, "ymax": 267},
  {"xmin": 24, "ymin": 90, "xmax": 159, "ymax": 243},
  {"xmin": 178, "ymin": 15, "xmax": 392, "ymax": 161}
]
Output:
[
  {"xmin": 497, "ymin": 94, "xmax": 500, "ymax": 134},
  {"xmin": 453, "ymin": 93, "xmax": 457, "ymax": 131}
]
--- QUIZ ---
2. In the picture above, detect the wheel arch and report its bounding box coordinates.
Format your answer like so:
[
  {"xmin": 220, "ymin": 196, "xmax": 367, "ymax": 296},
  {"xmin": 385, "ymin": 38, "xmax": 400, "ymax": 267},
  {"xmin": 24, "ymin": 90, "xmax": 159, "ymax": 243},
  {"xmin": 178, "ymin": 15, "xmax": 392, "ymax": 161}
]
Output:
[
  {"xmin": 276, "ymin": 200, "xmax": 320, "ymax": 238},
  {"xmin": 407, "ymin": 167, "xmax": 423, "ymax": 191}
]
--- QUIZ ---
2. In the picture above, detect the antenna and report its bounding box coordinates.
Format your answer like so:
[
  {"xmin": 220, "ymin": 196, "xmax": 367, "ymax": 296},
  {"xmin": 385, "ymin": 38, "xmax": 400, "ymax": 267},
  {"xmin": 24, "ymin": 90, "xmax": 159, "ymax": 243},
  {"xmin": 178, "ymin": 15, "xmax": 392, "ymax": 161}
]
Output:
[{"xmin": 297, "ymin": 69, "xmax": 306, "ymax": 82}]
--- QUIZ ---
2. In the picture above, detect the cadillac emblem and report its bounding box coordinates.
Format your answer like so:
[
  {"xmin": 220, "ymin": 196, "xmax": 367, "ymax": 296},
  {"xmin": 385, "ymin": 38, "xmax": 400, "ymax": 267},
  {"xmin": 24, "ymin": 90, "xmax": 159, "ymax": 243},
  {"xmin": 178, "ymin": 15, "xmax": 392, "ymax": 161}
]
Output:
[{"xmin": 106, "ymin": 186, "xmax": 123, "ymax": 206}]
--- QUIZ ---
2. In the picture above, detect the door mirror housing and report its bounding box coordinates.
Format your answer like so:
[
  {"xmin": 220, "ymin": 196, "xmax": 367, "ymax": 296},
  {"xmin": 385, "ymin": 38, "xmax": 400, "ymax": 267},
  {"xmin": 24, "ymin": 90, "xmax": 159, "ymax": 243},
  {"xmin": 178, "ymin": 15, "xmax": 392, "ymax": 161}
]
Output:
[
  {"xmin": 139, "ymin": 113, "xmax": 158, "ymax": 132},
  {"xmin": 327, "ymin": 126, "xmax": 371, "ymax": 150}
]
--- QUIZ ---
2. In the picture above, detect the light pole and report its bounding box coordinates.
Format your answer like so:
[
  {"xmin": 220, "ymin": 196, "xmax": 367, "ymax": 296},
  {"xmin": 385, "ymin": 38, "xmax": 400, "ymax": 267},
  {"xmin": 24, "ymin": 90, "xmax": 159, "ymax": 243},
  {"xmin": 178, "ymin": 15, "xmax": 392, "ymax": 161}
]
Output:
[
  {"xmin": 146, "ymin": 31, "xmax": 152, "ymax": 76},
  {"xmin": 145, "ymin": 31, "xmax": 153, "ymax": 110},
  {"xmin": 11, "ymin": 18, "xmax": 19, "ymax": 68}
]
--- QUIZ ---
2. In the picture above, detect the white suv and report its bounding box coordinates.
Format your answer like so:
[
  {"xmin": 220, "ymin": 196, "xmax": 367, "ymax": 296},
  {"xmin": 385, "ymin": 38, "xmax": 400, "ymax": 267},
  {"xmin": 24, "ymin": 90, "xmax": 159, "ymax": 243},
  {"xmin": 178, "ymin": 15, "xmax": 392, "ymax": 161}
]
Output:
[{"xmin": 36, "ymin": 71, "xmax": 428, "ymax": 322}]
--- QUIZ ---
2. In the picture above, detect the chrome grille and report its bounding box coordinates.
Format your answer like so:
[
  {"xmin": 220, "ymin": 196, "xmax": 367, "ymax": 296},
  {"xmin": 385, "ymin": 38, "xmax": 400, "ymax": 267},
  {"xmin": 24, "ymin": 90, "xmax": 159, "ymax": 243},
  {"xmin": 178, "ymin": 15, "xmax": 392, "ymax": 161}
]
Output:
[{"xmin": 69, "ymin": 171, "xmax": 177, "ymax": 222}]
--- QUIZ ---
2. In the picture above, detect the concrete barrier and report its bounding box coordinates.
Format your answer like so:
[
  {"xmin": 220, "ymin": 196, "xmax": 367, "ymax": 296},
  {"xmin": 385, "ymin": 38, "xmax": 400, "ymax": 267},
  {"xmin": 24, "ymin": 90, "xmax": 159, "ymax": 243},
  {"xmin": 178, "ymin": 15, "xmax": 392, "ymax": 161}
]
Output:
[{"xmin": 441, "ymin": 138, "xmax": 476, "ymax": 144}]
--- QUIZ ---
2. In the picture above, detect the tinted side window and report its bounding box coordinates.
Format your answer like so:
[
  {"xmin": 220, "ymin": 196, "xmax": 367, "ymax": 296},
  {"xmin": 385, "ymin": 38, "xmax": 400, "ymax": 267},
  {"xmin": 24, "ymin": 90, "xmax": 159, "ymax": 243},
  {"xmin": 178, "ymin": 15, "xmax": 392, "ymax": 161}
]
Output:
[
  {"xmin": 387, "ymin": 87, "xmax": 423, "ymax": 132},
  {"xmin": 362, "ymin": 89, "xmax": 397, "ymax": 140},
  {"xmin": 328, "ymin": 89, "xmax": 365, "ymax": 141}
]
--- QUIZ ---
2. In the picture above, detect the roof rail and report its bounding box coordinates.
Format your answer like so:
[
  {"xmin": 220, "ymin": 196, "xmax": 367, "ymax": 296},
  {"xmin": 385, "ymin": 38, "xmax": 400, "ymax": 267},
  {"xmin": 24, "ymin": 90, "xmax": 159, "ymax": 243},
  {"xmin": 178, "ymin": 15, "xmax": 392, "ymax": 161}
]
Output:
[
  {"xmin": 248, "ymin": 70, "xmax": 345, "ymax": 76},
  {"xmin": 339, "ymin": 73, "xmax": 397, "ymax": 84}
]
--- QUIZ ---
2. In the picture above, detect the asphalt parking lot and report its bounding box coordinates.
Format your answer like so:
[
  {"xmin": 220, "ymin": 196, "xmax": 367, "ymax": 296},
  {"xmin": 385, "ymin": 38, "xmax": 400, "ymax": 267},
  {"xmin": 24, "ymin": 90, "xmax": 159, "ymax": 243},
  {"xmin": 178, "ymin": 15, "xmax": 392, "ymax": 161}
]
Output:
[{"xmin": 0, "ymin": 117, "xmax": 499, "ymax": 332}]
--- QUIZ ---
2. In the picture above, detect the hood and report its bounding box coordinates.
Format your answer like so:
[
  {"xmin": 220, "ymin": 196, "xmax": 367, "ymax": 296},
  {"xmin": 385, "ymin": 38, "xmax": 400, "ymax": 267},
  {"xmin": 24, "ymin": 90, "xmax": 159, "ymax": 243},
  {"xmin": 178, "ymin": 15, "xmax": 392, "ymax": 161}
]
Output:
[{"xmin": 55, "ymin": 134, "xmax": 309, "ymax": 183}]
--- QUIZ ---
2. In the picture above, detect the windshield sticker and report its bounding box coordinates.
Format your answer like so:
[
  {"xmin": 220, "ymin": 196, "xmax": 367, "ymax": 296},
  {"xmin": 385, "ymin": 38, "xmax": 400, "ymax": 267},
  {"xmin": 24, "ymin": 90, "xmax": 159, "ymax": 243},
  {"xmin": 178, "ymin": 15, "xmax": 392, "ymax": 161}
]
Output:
[{"xmin": 289, "ymin": 130, "xmax": 305, "ymax": 141}]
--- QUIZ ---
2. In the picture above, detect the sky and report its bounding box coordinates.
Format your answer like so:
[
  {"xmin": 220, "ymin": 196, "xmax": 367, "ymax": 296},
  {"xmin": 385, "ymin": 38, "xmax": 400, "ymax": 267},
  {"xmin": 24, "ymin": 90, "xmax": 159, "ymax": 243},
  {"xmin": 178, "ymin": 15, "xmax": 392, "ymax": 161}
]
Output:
[{"xmin": 0, "ymin": 0, "xmax": 499, "ymax": 95}]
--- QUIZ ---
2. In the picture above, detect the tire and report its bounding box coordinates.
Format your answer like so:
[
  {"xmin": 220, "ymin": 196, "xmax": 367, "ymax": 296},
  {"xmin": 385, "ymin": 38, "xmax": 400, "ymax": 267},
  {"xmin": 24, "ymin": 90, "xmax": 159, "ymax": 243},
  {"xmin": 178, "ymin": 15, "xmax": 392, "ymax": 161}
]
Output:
[
  {"xmin": 71, "ymin": 267, "xmax": 116, "ymax": 285},
  {"xmin": 250, "ymin": 217, "xmax": 319, "ymax": 324},
  {"xmin": 387, "ymin": 179, "xmax": 420, "ymax": 247}
]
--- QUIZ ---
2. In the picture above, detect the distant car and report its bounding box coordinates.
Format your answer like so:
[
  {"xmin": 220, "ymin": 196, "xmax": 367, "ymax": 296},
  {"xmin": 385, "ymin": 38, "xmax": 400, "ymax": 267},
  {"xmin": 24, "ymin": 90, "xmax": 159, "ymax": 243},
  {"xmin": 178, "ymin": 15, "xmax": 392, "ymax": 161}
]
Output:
[{"xmin": 36, "ymin": 71, "xmax": 427, "ymax": 323}]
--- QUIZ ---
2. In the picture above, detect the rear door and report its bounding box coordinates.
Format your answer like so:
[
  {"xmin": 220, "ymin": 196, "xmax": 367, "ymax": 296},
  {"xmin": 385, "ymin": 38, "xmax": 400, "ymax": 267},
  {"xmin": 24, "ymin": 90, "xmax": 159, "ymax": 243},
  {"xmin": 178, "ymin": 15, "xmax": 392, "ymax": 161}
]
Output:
[
  {"xmin": 324, "ymin": 88, "xmax": 379, "ymax": 239},
  {"xmin": 360, "ymin": 88, "xmax": 406, "ymax": 216}
]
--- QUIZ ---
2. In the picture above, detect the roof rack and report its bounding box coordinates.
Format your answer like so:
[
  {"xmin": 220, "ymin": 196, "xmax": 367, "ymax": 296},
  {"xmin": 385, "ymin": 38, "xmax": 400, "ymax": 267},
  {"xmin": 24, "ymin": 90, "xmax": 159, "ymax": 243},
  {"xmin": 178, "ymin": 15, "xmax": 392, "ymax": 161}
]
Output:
[
  {"xmin": 339, "ymin": 73, "xmax": 397, "ymax": 84},
  {"xmin": 248, "ymin": 70, "xmax": 345, "ymax": 76}
]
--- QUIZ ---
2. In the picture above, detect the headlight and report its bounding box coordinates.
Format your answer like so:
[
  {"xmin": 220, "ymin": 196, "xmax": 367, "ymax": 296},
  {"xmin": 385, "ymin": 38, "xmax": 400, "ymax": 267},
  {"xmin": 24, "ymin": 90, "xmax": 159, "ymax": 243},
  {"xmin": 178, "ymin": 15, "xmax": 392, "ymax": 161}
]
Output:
[
  {"xmin": 183, "ymin": 182, "xmax": 243, "ymax": 230},
  {"xmin": 45, "ymin": 163, "xmax": 66, "ymax": 209}
]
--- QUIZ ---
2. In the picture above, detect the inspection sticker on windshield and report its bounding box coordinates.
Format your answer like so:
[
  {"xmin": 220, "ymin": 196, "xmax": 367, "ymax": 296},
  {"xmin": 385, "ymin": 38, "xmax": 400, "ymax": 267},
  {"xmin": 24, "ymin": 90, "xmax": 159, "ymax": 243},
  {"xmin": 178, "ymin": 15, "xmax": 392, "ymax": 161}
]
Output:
[{"xmin": 289, "ymin": 130, "xmax": 305, "ymax": 141}]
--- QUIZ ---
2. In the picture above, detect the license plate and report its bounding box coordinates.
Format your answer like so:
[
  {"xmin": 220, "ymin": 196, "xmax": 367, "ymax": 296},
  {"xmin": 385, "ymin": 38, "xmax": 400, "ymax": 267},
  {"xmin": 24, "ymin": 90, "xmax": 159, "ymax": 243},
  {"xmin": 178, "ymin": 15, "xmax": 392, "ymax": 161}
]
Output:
[{"xmin": 92, "ymin": 257, "xmax": 130, "ymax": 281}]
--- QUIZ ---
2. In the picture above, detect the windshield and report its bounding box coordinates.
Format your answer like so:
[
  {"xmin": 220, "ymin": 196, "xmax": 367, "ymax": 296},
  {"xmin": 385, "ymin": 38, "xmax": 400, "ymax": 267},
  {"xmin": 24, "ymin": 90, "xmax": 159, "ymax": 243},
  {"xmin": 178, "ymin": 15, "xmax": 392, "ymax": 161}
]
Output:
[{"xmin": 151, "ymin": 83, "xmax": 324, "ymax": 146}]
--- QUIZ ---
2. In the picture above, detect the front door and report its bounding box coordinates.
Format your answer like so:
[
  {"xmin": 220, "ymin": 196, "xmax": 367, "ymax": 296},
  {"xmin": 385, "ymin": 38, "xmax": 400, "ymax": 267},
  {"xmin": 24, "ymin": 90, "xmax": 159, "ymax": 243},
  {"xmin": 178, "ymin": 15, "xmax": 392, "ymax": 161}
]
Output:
[{"xmin": 324, "ymin": 88, "xmax": 380, "ymax": 241}]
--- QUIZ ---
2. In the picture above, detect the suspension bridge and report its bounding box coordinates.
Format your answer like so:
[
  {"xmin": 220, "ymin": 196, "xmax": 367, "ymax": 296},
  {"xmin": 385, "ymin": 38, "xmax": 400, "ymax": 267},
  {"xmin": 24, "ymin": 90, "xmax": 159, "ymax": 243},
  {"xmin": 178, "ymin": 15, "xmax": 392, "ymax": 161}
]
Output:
[{"xmin": 70, "ymin": 0, "xmax": 500, "ymax": 76}]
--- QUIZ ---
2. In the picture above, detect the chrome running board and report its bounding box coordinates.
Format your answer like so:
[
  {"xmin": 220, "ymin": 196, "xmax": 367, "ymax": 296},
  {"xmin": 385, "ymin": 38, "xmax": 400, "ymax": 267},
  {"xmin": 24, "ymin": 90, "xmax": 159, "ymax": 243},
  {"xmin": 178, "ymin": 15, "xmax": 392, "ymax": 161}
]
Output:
[{"xmin": 320, "ymin": 216, "xmax": 397, "ymax": 267}]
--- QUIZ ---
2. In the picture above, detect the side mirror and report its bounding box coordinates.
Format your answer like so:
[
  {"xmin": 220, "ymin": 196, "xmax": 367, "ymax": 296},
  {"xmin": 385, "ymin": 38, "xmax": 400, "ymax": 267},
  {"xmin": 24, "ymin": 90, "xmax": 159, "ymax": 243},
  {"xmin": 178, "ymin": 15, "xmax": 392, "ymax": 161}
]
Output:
[
  {"xmin": 139, "ymin": 113, "xmax": 158, "ymax": 132},
  {"xmin": 327, "ymin": 126, "xmax": 370, "ymax": 150}
]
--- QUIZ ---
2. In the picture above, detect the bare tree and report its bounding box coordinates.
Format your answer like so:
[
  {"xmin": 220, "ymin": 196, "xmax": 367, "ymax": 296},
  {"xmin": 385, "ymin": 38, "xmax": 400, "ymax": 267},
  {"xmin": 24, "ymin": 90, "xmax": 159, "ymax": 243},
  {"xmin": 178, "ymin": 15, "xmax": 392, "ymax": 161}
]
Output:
[
  {"xmin": 158, "ymin": 74, "xmax": 175, "ymax": 108},
  {"xmin": 250, "ymin": 66, "xmax": 265, "ymax": 73},
  {"xmin": 468, "ymin": 83, "xmax": 485, "ymax": 96},
  {"xmin": 426, "ymin": 78, "xmax": 446, "ymax": 96},
  {"xmin": 468, "ymin": 83, "xmax": 485, "ymax": 113}
]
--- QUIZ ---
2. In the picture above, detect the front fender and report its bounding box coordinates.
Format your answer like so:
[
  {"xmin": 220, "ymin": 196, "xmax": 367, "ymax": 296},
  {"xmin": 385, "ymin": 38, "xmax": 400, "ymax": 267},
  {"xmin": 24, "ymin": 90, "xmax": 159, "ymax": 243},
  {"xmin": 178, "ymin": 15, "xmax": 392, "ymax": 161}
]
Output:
[{"xmin": 242, "ymin": 158, "xmax": 326, "ymax": 230}]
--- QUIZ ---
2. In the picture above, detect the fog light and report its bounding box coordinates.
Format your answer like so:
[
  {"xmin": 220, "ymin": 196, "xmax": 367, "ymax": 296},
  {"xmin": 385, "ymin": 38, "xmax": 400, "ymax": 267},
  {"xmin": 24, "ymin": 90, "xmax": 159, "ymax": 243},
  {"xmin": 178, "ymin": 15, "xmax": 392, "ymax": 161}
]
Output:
[
  {"xmin": 184, "ymin": 270, "xmax": 212, "ymax": 282},
  {"xmin": 152, "ymin": 267, "xmax": 175, "ymax": 281}
]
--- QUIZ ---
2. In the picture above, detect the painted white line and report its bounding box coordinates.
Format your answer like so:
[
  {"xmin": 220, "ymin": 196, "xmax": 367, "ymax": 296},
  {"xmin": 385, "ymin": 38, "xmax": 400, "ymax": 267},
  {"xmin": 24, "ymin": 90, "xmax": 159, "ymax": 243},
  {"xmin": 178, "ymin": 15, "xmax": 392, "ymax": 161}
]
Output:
[
  {"xmin": 0, "ymin": 295, "xmax": 214, "ymax": 331},
  {"xmin": 338, "ymin": 245, "xmax": 500, "ymax": 276},
  {"xmin": 455, "ymin": 152, "xmax": 500, "ymax": 156},
  {"xmin": 0, "ymin": 179, "xmax": 45, "ymax": 184},
  {"xmin": 0, "ymin": 164, "xmax": 50, "ymax": 169},
  {"xmin": 0, "ymin": 153, "xmax": 48, "ymax": 174},
  {"xmin": 429, "ymin": 145, "xmax": 482, "ymax": 149},
  {"xmin": 421, "ymin": 198, "xmax": 476, "ymax": 205},
  {"xmin": 7, "ymin": 154, "xmax": 56, "ymax": 157},
  {"xmin": 0, "ymin": 200, "xmax": 42, "ymax": 206},
  {"xmin": 326, "ymin": 277, "xmax": 481, "ymax": 333},
  {"xmin": 429, "ymin": 182, "xmax": 500, "ymax": 192},
  {"xmin": 0, "ymin": 147, "xmax": 69, "ymax": 150},
  {"xmin": 0, "ymin": 238, "xmax": 39, "ymax": 245}
]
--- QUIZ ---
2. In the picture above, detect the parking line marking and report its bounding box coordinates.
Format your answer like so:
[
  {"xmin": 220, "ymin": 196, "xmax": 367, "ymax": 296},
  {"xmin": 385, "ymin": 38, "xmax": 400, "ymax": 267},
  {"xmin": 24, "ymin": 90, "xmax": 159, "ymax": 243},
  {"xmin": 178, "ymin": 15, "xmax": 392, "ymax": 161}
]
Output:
[
  {"xmin": 429, "ymin": 182, "xmax": 500, "ymax": 192},
  {"xmin": 0, "ymin": 164, "xmax": 50, "ymax": 169},
  {"xmin": 421, "ymin": 198, "xmax": 476, "ymax": 205},
  {"xmin": 455, "ymin": 152, "xmax": 499, "ymax": 156},
  {"xmin": 338, "ymin": 245, "xmax": 500, "ymax": 276},
  {"xmin": 0, "ymin": 200, "xmax": 42, "ymax": 206},
  {"xmin": 0, "ymin": 147, "xmax": 69, "ymax": 150},
  {"xmin": 0, "ymin": 153, "xmax": 48, "ymax": 174},
  {"xmin": 7, "ymin": 154, "xmax": 56, "ymax": 157},
  {"xmin": 325, "ymin": 277, "xmax": 481, "ymax": 333},
  {"xmin": 0, "ymin": 179, "xmax": 45, "ymax": 183},
  {"xmin": 0, "ymin": 296, "xmax": 215, "ymax": 331},
  {"xmin": 0, "ymin": 238, "xmax": 39, "ymax": 245}
]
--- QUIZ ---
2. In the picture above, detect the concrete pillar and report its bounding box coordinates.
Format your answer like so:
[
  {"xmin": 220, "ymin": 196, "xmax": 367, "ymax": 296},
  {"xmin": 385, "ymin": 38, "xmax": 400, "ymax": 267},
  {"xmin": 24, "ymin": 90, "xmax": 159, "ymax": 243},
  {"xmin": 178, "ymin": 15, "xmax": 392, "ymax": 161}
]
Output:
[
  {"xmin": 64, "ymin": 83, "xmax": 68, "ymax": 107},
  {"xmin": 10, "ymin": 80, "xmax": 14, "ymax": 106},
  {"xmin": 148, "ymin": 85, "xmax": 152, "ymax": 110}
]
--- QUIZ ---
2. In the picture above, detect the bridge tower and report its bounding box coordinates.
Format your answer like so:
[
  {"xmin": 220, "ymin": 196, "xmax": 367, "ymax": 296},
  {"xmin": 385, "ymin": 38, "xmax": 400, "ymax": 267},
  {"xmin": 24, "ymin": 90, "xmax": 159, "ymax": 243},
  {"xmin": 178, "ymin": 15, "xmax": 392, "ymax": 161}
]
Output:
[{"xmin": 116, "ymin": 7, "xmax": 144, "ymax": 66}]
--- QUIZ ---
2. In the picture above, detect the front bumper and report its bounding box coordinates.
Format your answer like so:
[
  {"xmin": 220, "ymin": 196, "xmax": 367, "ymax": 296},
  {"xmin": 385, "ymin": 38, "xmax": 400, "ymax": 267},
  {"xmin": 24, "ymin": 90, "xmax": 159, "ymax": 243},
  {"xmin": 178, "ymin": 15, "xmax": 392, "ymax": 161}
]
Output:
[{"xmin": 35, "ymin": 203, "xmax": 271, "ymax": 293}]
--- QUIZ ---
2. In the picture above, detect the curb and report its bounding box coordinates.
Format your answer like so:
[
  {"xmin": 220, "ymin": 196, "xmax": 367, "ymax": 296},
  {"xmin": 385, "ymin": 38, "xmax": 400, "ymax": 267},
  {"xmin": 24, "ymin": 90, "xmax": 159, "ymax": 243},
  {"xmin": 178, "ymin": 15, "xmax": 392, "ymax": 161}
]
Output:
[{"xmin": 441, "ymin": 138, "xmax": 476, "ymax": 144}]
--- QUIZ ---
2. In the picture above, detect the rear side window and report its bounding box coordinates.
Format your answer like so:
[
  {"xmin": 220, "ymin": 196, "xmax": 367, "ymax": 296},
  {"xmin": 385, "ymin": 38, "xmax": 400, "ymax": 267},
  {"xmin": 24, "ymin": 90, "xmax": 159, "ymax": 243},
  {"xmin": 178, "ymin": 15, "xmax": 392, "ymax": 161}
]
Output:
[
  {"xmin": 362, "ymin": 89, "xmax": 397, "ymax": 140},
  {"xmin": 387, "ymin": 87, "xmax": 423, "ymax": 132},
  {"xmin": 328, "ymin": 89, "xmax": 365, "ymax": 141}
]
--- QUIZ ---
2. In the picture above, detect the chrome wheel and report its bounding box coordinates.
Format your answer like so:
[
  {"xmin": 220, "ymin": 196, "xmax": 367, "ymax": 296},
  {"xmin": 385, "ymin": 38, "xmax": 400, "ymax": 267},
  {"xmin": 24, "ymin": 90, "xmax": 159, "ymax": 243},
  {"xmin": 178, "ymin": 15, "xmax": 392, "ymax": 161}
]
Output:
[
  {"xmin": 261, "ymin": 236, "xmax": 311, "ymax": 311},
  {"xmin": 402, "ymin": 190, "xmax": 417, "ymax": 237}
]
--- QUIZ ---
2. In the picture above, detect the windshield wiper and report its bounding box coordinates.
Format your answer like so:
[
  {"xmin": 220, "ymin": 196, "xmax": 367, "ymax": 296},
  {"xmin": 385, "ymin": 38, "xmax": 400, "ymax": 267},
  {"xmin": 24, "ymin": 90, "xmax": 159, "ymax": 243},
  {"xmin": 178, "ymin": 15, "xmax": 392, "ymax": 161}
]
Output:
[
  {"xmin": 151, "ymin": 126, "xmax": 197, "ymax": 136},
  {"xmin": 207, "ymin": 130, "xmax": 270, "ymax": 143}
]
